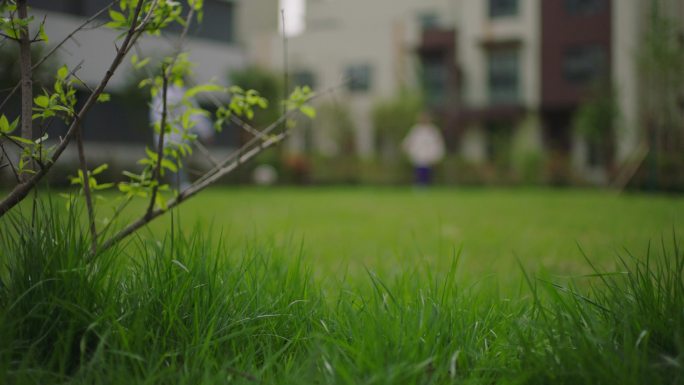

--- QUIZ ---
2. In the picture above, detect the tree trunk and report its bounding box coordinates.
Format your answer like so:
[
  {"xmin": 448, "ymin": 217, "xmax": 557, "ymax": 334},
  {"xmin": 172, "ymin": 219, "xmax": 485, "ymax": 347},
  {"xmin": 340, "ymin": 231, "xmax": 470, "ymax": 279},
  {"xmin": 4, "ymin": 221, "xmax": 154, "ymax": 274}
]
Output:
[{"xmin": 17, "ymin": 0, "xmax": 33, "ymax": 180}]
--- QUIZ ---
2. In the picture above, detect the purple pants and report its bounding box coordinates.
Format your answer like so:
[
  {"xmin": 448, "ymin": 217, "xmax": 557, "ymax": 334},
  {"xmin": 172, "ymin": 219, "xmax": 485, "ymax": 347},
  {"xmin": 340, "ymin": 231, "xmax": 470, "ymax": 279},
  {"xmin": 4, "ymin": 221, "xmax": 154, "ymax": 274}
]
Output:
[{"xmin": 415, "ymin": 166, "xmax": 432, "ymax": 186}]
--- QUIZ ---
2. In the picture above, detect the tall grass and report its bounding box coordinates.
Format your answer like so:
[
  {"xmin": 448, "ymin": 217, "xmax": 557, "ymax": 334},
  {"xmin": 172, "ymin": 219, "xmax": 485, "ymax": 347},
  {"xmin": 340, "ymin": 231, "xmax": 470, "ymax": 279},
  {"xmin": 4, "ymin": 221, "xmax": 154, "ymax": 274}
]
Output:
[{"xmin": 0, "ymin": 201, "xmax": 682, "ymax": 384}]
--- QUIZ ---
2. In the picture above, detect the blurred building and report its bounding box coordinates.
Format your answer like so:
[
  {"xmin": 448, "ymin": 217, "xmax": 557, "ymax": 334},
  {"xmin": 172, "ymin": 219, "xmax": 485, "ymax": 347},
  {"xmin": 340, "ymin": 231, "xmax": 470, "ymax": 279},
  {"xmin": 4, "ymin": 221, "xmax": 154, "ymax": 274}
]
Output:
[
  {"xmin": 253, "ymin": 0, "xmax": 459, "ymax": 159},
  {"xmin": 253, "ymin": 0, "xmax": 682, "ymax": 185},
  {"xmin": 451, "ymin": 0, "xmax": 646, "ymax": 185},
  {"xmin": 13, "ymin": 0, "xmax": 262, "ymax": 172}
]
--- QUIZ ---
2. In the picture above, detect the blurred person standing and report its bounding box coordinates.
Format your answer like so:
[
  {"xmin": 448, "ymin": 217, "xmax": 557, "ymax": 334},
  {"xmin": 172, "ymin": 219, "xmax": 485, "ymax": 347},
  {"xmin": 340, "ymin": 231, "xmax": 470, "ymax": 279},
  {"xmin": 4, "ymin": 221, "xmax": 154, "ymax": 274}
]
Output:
[
  {"xmin": 402, "ymin": 112, "xmax": 445, "ymax": 186},
  {"xmin": 149, "ymin": 85, "xmax": 214, "ymax": 190}
]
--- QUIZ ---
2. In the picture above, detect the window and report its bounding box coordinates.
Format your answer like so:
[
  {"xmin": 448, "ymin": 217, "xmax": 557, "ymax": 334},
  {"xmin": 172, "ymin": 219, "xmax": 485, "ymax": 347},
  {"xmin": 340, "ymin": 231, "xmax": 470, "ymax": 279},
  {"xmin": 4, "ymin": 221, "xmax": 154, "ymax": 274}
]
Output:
[
  {"xmin": 418, "ymin": 12, "xmax": 440, "ymax": 30},
  {"xmin": 489, "ymin": 0, "xmax": 518, "ymax": 18},
  {"xmin": 487, "ymin": 48, "xmax": 520, "ymax": 105},
  {"xmin": 565, "ymin": 0, "xmax": 606, "ymax": 16},
  {"xmin": 192, "ymin": 0, "xmax": 235, "ymax": 42},
  {"xmin": 291, "ymin": 70, "xmax": 316, "ymax": 90},
  {"xmin": 31, "ymin": 0, "xmax": 84, "ymax": 15},
  {"xmin": 346, "ymin": 65, "xmax": 372, "ymax": 92},
  {"xmin": 83, "ymin": 0, "xmax": 117, "ymax": 19},
  {"xmin": 421, "ymin": 55, "xmax": 448, "ymax": 106},
  {"xmin": 163, "ymin": 0, "xmax": 235, "ymax": 42},
  {"xmin": 563, "ymin": 45, "xmax": 607, "ymax": 84}
]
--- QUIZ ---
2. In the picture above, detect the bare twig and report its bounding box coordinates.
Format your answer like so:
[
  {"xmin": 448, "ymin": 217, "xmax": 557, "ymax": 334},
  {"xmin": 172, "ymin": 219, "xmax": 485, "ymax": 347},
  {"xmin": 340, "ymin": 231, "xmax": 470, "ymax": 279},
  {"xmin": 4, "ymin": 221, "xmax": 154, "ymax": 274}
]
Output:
[
  {"xmin": 230, "ymin": 115, "xmax": 269, "ymax": 140},
  {"xmin": 0, "ymin": 1, "xmax": 115, "ymax": 112},
  {"xmin": 193, "ymin": 140, "xmax": 219, "ymax": 167},
  {"xmin": 146, "ymin": 72, "xmax": 168, "ymax": 219},
  {"xmin": 0, "ymin": 0, "xmax": 147, "ymax": 218}
]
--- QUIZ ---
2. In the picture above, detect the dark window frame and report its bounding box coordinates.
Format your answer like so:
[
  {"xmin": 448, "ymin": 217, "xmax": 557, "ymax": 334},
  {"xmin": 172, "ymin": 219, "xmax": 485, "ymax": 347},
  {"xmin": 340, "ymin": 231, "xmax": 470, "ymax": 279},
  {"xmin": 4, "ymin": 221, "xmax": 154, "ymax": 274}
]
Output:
[
  {"xmin": 487, "ymin": 47, "xmax": 520, "ymax": 105},
  {"xmin": 291, "ymin": 70, "xmax": 317, "ymax": 90},
  {"xmin": 488, "ymin": 0, "xmax": 519, "ymax": 18},
  {"xmin": 345, "ymin": 64, "xmax": 373, "ymax": 93},
  {"xmin": 421, "ymin": 53, "xmax": 449, "ymax": 107},
  {"xmin": 564, "ymin": 0, "xmax": 606, "ymax": 16},
  {"xmin": 563, "ymin": 44, "xmax": 608, "ymax": 85}
]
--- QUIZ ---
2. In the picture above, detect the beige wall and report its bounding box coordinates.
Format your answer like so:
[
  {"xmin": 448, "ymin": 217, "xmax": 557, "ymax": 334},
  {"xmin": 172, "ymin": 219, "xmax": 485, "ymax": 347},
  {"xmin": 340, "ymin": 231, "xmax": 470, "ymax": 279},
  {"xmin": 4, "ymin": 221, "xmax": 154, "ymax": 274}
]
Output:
[
  {"xmin": 237, "ymin": 0, "xmax": 280, "ymax": 66},
  {"xmin": 612, "ymin": 0, "xmax": 642, "ymax": 164},
  {"xmin": 457, "ymin": 0, "xmax": 541, "ymax": 109}
]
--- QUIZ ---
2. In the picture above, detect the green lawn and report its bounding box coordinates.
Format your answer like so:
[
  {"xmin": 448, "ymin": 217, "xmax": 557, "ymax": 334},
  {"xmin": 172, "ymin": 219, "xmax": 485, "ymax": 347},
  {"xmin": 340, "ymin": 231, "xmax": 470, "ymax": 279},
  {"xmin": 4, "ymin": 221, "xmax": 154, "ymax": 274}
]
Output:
[
  {"xmin": 3, "ymin": 187, "xmax": 683, "ymax": 384},
  {"xmin": 122, "ymin": 187, "xmax": 684, "ymax": 288}
]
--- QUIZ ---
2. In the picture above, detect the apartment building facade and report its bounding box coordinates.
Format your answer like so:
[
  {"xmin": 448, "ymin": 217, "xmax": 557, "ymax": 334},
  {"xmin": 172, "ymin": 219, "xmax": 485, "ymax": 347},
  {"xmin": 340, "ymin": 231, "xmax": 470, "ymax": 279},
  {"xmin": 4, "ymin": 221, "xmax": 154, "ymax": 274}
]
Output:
[
  {"xmin": 255, "ymin": 0, "xmax": 658, "ymax": 184},
  {"xmin": 452, "ymin": 0, "xmax": 645, "ymax": 184}
]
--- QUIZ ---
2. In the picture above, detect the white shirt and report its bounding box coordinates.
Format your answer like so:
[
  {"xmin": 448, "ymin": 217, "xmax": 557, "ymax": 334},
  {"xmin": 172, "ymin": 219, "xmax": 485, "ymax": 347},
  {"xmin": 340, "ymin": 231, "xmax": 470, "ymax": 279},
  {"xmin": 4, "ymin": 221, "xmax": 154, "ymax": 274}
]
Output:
[{"xmin": 402, "ymin": 123, "xmax": 446, "ymax": 167}]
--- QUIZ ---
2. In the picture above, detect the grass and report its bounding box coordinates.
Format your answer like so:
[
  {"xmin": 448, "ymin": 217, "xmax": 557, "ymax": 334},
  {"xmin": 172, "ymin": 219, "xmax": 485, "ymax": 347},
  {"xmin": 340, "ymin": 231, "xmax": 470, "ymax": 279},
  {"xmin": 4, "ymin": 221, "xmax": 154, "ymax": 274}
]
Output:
[
  {"xmin": 120, "ymin": 187, "xmax": 684, "ymax": 288},
  {"xmin": 0, "ymin": 190, "xmax": 683, "ymax": 384}
]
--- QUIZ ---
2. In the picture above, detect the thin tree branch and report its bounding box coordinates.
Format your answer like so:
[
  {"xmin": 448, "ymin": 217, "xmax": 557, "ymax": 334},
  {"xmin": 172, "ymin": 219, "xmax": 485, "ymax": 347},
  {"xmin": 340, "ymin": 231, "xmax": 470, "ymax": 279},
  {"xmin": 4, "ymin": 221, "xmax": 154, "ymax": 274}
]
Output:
[
  {"xmin": 96, "ymin": 195, "xmax": 134, "ymax": 241},
  {"xmin": 230, "ymin": 115, "xmax": 269, "ymax": 140},
  {"xmin": 0, "ymin": 32, "xmax": 18, "ymax": 41},
  {"xmin": 146, "ymin": 72, "xmax": 168, "ymax": 219},
  {"xmin": 0, "ymin": 132, "xmax": 28, "ymax": 150},
  {"xmin": 97, "ymin": 84, "xmax": 340, "ymax": 254},
  {"xmin": 0, "ymin": 1, "xmax": 115, "ymax": 113},
  {"xmin": 192, "ymin": 110, "xmax": 296, "ymax": 188},
  {"xmin": 75, "ymin": 120, "xmax": 98, "ymax": 254},
  {"xmin": 192, "ymin": 83, "xmax": 341, "ymax": 188},
  {"xmin": 193, "ymin": 140, "xmax": 219, "ymax": 167},
  {"xmin": 0, "ymin": 0, "xmax": 147, "ymax": 218},
  {"xmin": 98, "ymin": 131, "xmax": 289, "ymax": 254},
  {"xmin": 0, "ymin": 142, "xmax": 19, "ymax": 183}
]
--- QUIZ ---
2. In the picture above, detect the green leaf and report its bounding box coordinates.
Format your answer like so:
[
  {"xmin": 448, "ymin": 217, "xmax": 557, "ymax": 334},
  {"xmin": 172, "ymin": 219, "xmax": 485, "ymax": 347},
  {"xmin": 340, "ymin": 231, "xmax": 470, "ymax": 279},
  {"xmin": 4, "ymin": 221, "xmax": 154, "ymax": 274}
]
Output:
[
  {"xmin": 109, "ymin": 9, "xmax": 126, "ymax": 22},
  {"xmin": 97, "ymin": 93, "xmax": 111, "ymax": 103},
  {"xmin": 57, "ymin": 66, "xmax": 69, "ymax": 79},
  {"xmin": 155, "ymin": 194, "xmax": 168, "ymax": 210},
  {"xmin": 0, "ymin": 115, "xmax": 8, "ymax": 133},
  {"xmin": 92, "ymin": 163, "xmax": 109, "ymax": 175},
  {"xmin": 138, "ymin": 78, "xmax": 151, "ymax": 88},
  {"xmin": 122, "ymin": 171, "xmax": 143, "ymax": 181},
  {"xmin": 35, "ymin": 134, "xmax": 49, "ymax": 144},
  {"xmin": 94, "ymin": 182, "xmax": 114, "ymax": 190},
  {"xmin": 9, "ymin": 135, "xmax": 34, "ymax": 145},
  {"xmin": 34, "ymin": 95, "xmax": 50, "ymax": 108},
  {"xmin": 300, "ymin": 105, "xmax": 317, "ymax": 119},
  {"xmin": 134, "ymin": 57, "xmax": 150, "ymax": 69},
  {"xmin": 38, "ymin": 24, "xmax": 48, "ymax": 43},
  {"xmin": 118, "ymin": 183, "xmax": 131, "ymax": 193},
  {"xmin": 161, "ymin": 158, "xmax": 178, "ymax": 172},
  {"xmin": 185, "ymin": 84, "xmax": 225, "ymax": 99}
]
